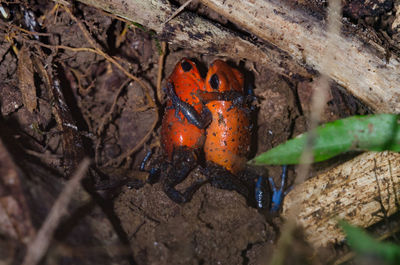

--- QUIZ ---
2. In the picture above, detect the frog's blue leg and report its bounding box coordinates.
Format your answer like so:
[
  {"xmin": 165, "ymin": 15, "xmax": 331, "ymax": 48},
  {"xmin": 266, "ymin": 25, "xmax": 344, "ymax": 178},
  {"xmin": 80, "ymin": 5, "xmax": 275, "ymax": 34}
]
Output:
[
  {"xmin": 255, "ymin": 176, "xmax": 267, "ymax": 209},
  {"xmin": 140, "ymin": 150, "xmax": 152, "ymax": 171},
  {"xmin": 268, "ymin": 165, "xmax": 287, "ymax": 212},
  {"xmin": 137, "ymin": 149, "xmax": 160, "ymax": 184}
]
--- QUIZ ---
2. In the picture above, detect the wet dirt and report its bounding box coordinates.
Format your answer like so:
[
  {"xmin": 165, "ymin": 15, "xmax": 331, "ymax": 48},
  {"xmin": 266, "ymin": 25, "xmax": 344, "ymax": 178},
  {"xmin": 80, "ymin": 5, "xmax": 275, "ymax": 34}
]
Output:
[
  {"xmin": 0, "ymin": 1, "xmax": 383, "ymax": 265},
  {"xmin": 115, "ymin": 177, "xmax": 275, "ymax": 265}
]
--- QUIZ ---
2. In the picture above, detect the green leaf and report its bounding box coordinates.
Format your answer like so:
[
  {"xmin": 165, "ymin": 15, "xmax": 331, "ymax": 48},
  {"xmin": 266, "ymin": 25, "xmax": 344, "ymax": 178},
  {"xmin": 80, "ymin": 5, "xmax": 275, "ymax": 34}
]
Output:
[
  {"xmin": 130, "ymin": 22, "xmax": 145, "ymax": 30},
  {"xmin": 340, "ymin": 221, "xmax": 400, "ymax": 265},
  {"xmin": 249, "ymin": 114, "xmax": 400, "ymax": 165}
]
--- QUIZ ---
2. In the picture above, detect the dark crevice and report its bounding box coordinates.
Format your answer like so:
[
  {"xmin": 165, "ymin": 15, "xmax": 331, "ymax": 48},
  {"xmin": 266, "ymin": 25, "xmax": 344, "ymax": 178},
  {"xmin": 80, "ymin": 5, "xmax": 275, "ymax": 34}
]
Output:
[{"xmin": 240, "ymin": 243, "xmax": 252, "ymax": 265}]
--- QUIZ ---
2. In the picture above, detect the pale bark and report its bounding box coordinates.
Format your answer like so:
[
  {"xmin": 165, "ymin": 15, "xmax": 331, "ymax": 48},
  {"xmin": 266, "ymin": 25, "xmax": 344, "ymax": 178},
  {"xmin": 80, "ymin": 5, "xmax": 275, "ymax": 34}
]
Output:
[
  {"xmin": 282, "ymin": 151, "xmax": 400, "ymax": 247},
  {"xmin": 200, "ymin": 0, "xmax": 400, "ymax": 113},
  {"xmin": 77, "ymin": 0, "xmax": 311, "ymax": 79}
]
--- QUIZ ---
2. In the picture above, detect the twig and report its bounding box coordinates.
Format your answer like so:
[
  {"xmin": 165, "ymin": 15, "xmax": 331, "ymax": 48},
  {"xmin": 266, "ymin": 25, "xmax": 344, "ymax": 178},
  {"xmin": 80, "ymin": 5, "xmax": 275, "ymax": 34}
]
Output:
[
  {"xmin": 95, "ymin": 79, "xmax": 130, "ymax": 165},
  {"xmin": 62, "ymin": 5, "xmax": 99, "ymax": 49},
  {"xmin": 103, "ymin": 113, "xmax": 158, "ymax": 167},
  {"xmin": 270, "ymin": 1, "xmax": 341, "ymax": 264},
  {"xmin": 63, "ymin": 2, "xmax": 163, "ymax": 166},
  {"xmin": 38, "ymin": 3, "xmax": 60, "ymax": 25},
  {"xmin": 22, "ymin": 40, "xmax": 155, "ymax": 107},
  {"xmin": 163, "ymin": 0, "xmax": 194, "ymax": 25},
  {"xmin": 0, "ymin": 20, "xmax": 53, "ymax": 37},
  {"xmin": 60, "ymin": 5, "xmax": 155, "ymax": 108},
  {"xmin": 21, "ymin": 158, "xmax": 90, "ymax": 265},
  {"xmin": 25, "ymin": 149, "xmax": 62, "ymax": 165},
  {"xmin": 22, "ymin": 39, "xmax": 159, "ymax": 166},
  {"xmin": 68, "ymin": 67, "xmax": 96, "ymax": 95},
  {"xmin": 51, "ymin": 0, "xmax": 70, "ymax": 6},
  {"xmin": 156, "ymin": 41, "xmax": 167, "ymax": 103},
  {"xmin": 97, "ymin": 79, "xmax": 130, "ymax": 135}
]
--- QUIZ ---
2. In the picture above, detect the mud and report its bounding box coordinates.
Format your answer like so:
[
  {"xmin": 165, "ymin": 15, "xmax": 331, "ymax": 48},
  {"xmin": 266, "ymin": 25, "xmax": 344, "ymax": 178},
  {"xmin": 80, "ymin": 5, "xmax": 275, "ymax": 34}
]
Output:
[{"xmin": 0, "ymin": 1, "xmax": 382, "ymax": 265}]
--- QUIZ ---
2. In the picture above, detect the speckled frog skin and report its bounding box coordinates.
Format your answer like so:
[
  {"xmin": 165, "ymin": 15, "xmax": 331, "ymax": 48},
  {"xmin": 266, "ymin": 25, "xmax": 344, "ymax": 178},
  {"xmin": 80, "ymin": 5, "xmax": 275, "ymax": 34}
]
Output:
[{"xmin": 202, "ymin": 60, "xmax": 251, "ymax": 174}]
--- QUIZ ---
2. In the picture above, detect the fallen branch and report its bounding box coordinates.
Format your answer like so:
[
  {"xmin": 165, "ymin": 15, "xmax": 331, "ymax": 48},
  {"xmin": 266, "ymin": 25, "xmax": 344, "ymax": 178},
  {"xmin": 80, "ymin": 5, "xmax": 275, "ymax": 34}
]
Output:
[
  {"xmin": 76, "ymin": 0, "xmax": 311, "ymax": 79},
  {"xmin": 199, "ymin": 0, "xmax": 400, "ymax": 113},
  {"xmin": 282, "ymin": 151, "xmax": 400, "ymax": 247},
  {"xmin": 77, "ymin": 0, "xmax": 400, "ymax": 113}
]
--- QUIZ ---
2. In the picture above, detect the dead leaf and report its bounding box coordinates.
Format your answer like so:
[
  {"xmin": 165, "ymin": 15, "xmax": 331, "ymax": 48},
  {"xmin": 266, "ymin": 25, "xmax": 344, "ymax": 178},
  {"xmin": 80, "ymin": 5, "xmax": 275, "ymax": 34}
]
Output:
[{"xmin": 18, "ymin": 46, "xmax": 37, "ymax": 113}]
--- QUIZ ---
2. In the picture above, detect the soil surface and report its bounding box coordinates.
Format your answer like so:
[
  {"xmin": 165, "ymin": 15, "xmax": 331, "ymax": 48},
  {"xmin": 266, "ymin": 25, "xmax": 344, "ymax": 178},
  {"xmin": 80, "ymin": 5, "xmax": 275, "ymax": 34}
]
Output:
[{"xmin": 0, "ymin": 1, "xmax": 388, "ymax": 265}]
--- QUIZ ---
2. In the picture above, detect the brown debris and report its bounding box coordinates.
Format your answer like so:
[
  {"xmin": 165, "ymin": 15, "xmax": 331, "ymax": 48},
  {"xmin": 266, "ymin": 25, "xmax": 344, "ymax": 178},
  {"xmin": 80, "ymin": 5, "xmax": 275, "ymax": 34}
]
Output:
[
  {"xmin": 0, "ymin": 84, "xmax": 23, "ymax": 116},
  {"xmin": 343, "ymin": 0, "xmax": 393, "ymax": 20},
  {"xmin": 17, "ymin": 45, "xmax": 37, "ymax": 113},
  {"xmin": 297, "ymin": 80, "xmax": 370, "ymax": 125},
  {"xmin": 33, "ymin": 57, "xmax": 85, "ymax": 175}
]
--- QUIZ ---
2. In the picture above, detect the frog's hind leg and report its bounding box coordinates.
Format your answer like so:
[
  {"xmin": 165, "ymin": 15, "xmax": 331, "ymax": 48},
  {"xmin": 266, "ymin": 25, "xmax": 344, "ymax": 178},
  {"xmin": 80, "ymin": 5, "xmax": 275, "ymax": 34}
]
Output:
[
  {"xmin": 268, "ymin": 165, "xmax": 288, "ymax": 212},
  {"xmin": 163, "ymin": 147, "xmax": 207, "ymax": 204},
  {"xmin": 124, "ymin": 149, "xmax": 163, "ymax": 191},
  {"xmin": 202, "ymin": 162, "xmax": 251, "ymax": 201},
  {"xmin": 240, "ymin": 168, "xmax": 271, "ymax": 210}
]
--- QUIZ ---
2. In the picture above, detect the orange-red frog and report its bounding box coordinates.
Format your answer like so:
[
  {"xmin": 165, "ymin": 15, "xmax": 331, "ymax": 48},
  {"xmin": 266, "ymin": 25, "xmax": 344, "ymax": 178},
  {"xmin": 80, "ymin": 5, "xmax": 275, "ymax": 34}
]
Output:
[
  {"xmin": 201, "ymin": 60, "xmax": 287, "ymax": 211},
  {"xmin": 141, "ymin": 59, "xmax": 284, "ymax": 210},
  {"xmin": 203, "ymin": 60, "xmax": 251, "ymax": 173},
  {"xmin": 152, "ymin": 58, "xmax": 211, "ymax": 203},
  {"xmin": 195, "ymin": 60, "xmax": 264, "ymax": 205},
  {"xmin": 161, "ymin": 59, "xmax": 210, "ymax": 158}
]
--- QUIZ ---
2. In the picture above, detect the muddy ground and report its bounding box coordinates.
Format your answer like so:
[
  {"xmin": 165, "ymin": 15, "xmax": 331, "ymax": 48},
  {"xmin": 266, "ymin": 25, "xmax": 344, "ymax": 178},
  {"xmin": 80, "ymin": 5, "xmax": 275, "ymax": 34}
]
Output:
[{"xmin": 0, "ymin": 1, "xmax": 389, "ymax": 264}]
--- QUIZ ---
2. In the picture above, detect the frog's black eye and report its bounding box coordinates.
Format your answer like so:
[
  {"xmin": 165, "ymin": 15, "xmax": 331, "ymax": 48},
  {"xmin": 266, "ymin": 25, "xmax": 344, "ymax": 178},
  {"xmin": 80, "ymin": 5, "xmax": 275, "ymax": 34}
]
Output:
[
  {"xmin": 181, "ymin": 61, "xmax": 192, "ymax": 72},
  {"xmin": 209, "ymin": 74, "xmax": 220, "ymax": 90}
]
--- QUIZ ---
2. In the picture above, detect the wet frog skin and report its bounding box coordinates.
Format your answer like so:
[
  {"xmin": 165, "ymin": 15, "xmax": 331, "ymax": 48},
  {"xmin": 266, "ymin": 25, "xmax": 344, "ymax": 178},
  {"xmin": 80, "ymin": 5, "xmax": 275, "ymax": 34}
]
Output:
[
  {"xmin": 202, "ymin": 60, "xmax": 251, "ymax": 175},
  {"xmin": 161, "ymin": 59, "xmax": 271, "ymax": 209},
  {"xmin": 140, "ymin": 58, "xmax": 211, "ymax": 203},
  {"xmin": 161, "ymin": 58, "xmax": 209, "ymax": 160},
  {"xmin": 197, "ymin": 60, "xmax": 260, "ymax": 205},
  {"xmin": 141, "ymin": 59, "xmax": 286, "ymax": 211},
  {"xmin": 200, "ymin": 60, "xmax": 287, "ymax": 211}
]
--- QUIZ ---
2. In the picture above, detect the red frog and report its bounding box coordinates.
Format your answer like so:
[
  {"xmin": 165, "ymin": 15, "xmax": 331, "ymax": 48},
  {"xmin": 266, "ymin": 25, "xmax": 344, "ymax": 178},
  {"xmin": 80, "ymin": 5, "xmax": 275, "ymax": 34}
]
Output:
[
  {"xmin": 196, "ymin": 60, "xmax": 258, "ymax": 203},
  {"xmin": 159, "ymin": 59, "xmax": 268, "ymax": 208},
  {"xmin": 141, "ymin": 59, "xmax": 285, "ymax": 210},
  {"xmin": 161, "ymin": 58, "xmax": 209, "ymax": 158},
  {"xmin": 202, "ymin": 60, "xmax": 251, "ymax": 174},
  {"xmin": 201, "ymin": 60, "xmax": 287, "ymax": 211},
  {"xmin": 142, "ymin": 58, "xmax": 211, "ymax": 203}
]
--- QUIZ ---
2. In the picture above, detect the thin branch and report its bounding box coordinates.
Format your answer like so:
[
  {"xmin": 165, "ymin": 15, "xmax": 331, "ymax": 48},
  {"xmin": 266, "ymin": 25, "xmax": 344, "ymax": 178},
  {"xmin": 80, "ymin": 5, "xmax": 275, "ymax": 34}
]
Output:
[
  {"xmin": 95, "ymin": 79, "xmax": 130, "ymax": 165},
  {"xmin": 97, "ymin": 79, "xmax": 130, "ymax": 136},
  {"xmin": 156, "ymin": 41, "xmax": 167, "ymax": 103},
  {"xmin": 22, "ymin": 158, "xmax": 90, "ymax": 265},
  {"xmin": 102, "ymin": 112, "xmax": 158, "ymax": 167},
  {"xmin": 60, "ymin": 5, "xmax": 156, "ymax": 111},
  {"xmin": 0, "ymin": 20, "xmax": 53, "ymax": 37},
  {"xmin": 163, "ymin": 0, "xmax": 194, "ymax": 25},
  {"xmin": 23, "ymin": 39, "xmax": 159, "ymax": 167}
]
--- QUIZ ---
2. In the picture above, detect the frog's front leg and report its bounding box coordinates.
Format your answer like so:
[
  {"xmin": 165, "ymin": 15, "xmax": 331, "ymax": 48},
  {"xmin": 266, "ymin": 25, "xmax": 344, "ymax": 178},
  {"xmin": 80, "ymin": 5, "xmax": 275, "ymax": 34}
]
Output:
[
  {"xmin": 166, "ymin": 82, "xmax": 211, "ymax": 129},
  {"xmin": 163, "ymin": 147, "xmax": 207, "ymax": 203}
]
